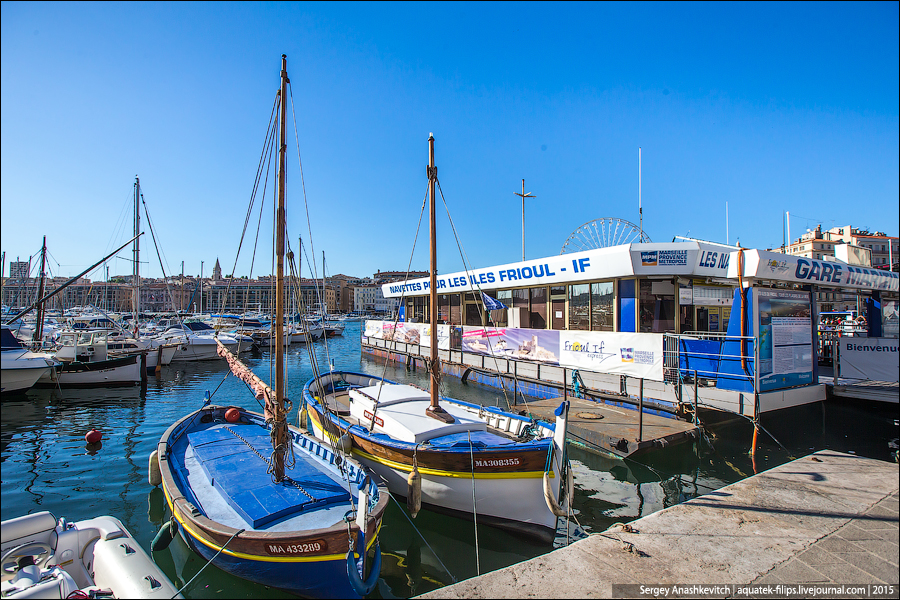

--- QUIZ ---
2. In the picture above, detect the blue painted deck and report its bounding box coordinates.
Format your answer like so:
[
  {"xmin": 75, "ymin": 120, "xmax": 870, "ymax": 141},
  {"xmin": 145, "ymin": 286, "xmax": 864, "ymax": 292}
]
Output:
[{"xmin": 188, "ymin": 426, "xmax": 350, "ymax": 528}]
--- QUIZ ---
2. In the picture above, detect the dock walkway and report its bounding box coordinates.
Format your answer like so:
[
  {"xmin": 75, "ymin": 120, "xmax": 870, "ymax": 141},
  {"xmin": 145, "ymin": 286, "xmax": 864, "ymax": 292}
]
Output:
[{"xmin": 419, "ymin": 450, "xmax": 899, "ymax": 598}]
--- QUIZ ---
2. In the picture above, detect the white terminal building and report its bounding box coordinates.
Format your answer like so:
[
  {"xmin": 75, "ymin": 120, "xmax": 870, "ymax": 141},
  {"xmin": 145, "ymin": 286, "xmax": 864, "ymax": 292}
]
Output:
[{"xmin": 365, "ymin": 239, "xmax": 898, "ymax": 420}]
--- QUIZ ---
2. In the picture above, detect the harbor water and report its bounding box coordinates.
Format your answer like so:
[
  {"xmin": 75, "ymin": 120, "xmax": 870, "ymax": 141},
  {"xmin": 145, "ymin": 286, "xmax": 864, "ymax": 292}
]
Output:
[{"xmin": 1, "ymin": 320, "xmax": 897, "ymax": 598}]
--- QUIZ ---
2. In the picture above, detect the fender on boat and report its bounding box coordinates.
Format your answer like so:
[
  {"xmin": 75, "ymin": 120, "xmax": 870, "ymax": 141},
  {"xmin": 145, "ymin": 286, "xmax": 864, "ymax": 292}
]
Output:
[
  {"xmin": 148, "ymin": 450, "xmax": 162, "ymax": 487},
  {"xmin": 151, "ymin": 518, "xmax": 176, "ymax": 552},
  {"xmin": 407, "ymin": 464, "xmax": 421, "ymax": 518},
  {"xmin": 346, "ymin": 543, "xmax": 381, "ymax": 597}
]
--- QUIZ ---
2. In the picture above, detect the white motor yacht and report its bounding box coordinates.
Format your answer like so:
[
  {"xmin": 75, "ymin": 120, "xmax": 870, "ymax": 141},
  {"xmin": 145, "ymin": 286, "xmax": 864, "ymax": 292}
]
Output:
[
  {"xmin": 1, "ymin": 325, "xmax": 59, "ymax": 394},
  {"xmin": 152, "ymin": 321, "xmax": 246, "ymax": 361}
]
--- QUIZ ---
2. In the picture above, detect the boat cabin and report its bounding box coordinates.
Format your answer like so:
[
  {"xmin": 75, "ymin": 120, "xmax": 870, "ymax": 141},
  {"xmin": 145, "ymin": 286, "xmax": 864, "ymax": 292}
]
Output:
[{"xmin": 56, "ymin": 331, "xmax": 109, "ymax": 363}]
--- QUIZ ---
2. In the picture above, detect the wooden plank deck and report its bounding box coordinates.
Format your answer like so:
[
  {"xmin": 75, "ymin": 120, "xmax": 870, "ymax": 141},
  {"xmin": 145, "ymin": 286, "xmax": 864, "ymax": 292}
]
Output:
[{"xmin": 519, "ymin": 396, "xmax": 699, "ymax": 458}]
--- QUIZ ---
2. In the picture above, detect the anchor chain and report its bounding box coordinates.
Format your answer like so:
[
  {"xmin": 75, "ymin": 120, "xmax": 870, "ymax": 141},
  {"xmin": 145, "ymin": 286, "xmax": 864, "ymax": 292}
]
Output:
[{"xmin": 222, "ymin": 425, "xmax": 316, "ymax": 501}]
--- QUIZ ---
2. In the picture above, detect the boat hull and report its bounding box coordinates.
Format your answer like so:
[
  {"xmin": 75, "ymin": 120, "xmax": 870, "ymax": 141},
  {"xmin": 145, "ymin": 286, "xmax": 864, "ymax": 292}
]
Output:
[
  {"xmin": 157, "ymin": 404, "xmax": 387, "ymax": 598},
  {"xmin": 168, "ymin": 339, "xmax": 239, "ymax": 361},
  {"xmin": 1, "ymin": 348, "xmax": 57, "ymax": 394},
  {"xmin": 304, "ymin": 372, "xmax": 564, "ymax": 543},
  {"xmin": 37, "ymin": 354, "xmax": 141, "ymax": 387}
]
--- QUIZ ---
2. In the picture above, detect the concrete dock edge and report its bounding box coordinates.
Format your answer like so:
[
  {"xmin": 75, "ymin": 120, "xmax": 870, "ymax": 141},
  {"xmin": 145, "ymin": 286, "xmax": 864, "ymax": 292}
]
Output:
[{"xmin": 418, "ymin": 450, "xmax": 899, "ymax": 598}]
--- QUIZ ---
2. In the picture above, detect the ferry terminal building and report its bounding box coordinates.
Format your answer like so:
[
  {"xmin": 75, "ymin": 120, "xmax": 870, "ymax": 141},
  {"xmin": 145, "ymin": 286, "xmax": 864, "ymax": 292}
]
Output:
[{"xmin": 365, "ymin": 240, "xmax": 898, "ymax": 420}]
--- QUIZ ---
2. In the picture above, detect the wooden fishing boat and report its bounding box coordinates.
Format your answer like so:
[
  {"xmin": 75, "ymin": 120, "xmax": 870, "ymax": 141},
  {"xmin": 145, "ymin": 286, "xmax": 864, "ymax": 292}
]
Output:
[
  {"xmin": 303, "ymin": 134, "xmax": 573, "ymax": 544},
  {"xmin": 149, "ymin": 55, "xmax": 387, "ymax": 599}
]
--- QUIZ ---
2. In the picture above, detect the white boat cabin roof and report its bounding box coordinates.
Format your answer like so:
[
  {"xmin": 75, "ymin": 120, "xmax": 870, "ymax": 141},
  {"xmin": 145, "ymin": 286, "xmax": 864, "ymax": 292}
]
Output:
[{"xmin": 349, "ymin": 383, "xmax": 486, "ymax": 444}]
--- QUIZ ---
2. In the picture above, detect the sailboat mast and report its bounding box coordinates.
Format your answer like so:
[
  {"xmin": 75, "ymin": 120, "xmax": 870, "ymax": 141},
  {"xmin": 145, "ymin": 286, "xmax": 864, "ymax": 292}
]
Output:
[
  {"xmin": 33, "ymin": 236, "xmax": 47, "ymax": 342},
  {"xmin": 133, "ymin": 176, "xmax": 141, "ymax": 325},
  {"xmin": 426, "ymin": 133, "xmax": 452, "ymax": 423},
  {"xmin": 273, "ymin": 54, "xmax": 289, "ymax": 481}
]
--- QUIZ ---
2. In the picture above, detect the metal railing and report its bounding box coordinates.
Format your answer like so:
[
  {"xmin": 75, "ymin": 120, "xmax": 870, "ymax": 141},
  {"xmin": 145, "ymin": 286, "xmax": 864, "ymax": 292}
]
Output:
[{"xmin": 663, "ymin": 332, "xmax": 757, "ymax": 389}]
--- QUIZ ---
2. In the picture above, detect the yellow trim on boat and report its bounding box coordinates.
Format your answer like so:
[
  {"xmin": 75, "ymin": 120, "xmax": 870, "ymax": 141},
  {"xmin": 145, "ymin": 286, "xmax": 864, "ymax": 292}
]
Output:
[
  {"xmin": 162, "ymin": 479, "xmax": 380, "ymax": 563},
  {"xmin": 351, "ymin": 446, "xmax": 549, "ymax": 479},
  {"xmin": 309, "ymin": 406, "xmax": 553, "ymax": 479}
]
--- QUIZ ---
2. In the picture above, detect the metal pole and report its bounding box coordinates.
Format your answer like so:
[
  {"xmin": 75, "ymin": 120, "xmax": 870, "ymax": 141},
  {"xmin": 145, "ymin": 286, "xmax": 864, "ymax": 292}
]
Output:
[
  {"xmin": 513, "ymin": 180, "xmax": 535, "ymax": 261},
  {"xmin": 134, "ymin": 176, "xmax": 141, "ymax": 323},
  {"xmin": 833, "ymin": 337, "xmax": 839, "ymax": 385},
  {"xmin": 639, "ymin": 147, "xmax": 642, "ymax": 240},
  {"xmin": 638, "ymin": 378, "xmax": 644, "ymax": 442},
  {"xmin": 693, "ymin": 369, "xmax": 699, "ymax": 426}
]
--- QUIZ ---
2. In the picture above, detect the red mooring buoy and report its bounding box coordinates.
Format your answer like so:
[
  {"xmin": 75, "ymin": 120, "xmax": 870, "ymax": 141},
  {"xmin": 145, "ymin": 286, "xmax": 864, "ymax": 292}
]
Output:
[
  {"xmin": 225, "ymin": 408, "xmax": 240, "ymax": 423},
  {"xmin": 85, "ymin": 429, "xmax": 103, "ymax": 444}
]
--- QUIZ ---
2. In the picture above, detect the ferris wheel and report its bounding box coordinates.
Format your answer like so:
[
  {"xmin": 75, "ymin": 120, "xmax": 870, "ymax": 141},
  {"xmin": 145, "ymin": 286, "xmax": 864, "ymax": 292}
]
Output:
[{"xmin": 560, "ymin": 218, "xmax": 650, "ymax": 254}]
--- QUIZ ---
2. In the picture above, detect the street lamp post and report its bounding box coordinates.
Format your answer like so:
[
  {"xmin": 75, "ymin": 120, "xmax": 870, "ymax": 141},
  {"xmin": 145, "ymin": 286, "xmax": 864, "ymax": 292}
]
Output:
[{"xmin": 514, "ymin": 179, "xmax": 536, "ymax": 261}]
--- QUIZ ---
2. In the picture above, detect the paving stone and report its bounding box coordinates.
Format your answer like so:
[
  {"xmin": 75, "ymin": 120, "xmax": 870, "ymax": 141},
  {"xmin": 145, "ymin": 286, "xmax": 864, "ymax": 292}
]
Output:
[
  {"xmin": 837, "ymin": 524, "xmax": 885, "ymax": 541},
  {"xmin": 796, "ymin": 545, "xmax": 848, "ymax": 566},
  {"xmin": 853, "ymin": 518, "xmax": 899, "ymax": 531},
  {"xmin": 875, "ymin": 498, "xmax": 899, "ymax": 512},
  {"xmin": 865, "ymin": 505, "xmax": 899, "ymax": 519},
  {"xmin": 800, "ymin": 559, "xmax": 879, "ymax": 584},
  {"xmin": 870, "ymin": 528, "xmax": 899, "ymax": 543},
  {"xmin": 850, "ymin": 540, "xmax": 899, "ymax": 566},
  {"xmin": 815, "ymin": 536, "xmax": 867, "ymax": 553},
  {"xmin": 766, "ymin": 558, "xmax": 832, "ymax": 583},
  {"xmin": 831, "ymin": 552, "xmax": 897, "ymax": 583}
]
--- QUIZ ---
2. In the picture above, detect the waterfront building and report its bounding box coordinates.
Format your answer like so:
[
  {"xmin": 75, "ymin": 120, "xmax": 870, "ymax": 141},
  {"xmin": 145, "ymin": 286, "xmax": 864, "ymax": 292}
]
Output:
[
  {"xmin": 9, "ymin": 260, "xmax": 30, "ymax": 279},
  {"xmin": 370, "ymin": 239, "xmax": 897, "ymax": 418}
]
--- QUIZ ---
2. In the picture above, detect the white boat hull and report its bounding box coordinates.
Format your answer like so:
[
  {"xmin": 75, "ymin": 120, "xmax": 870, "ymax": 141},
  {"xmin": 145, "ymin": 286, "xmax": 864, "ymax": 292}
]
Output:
[
  {"xmin": 1, "ymin": 363, "xmax": 53, "ymax": 394},
  {"xmin": 308, "ymin": 418, "xmax": 560, "ymax": 537},
  {"xmin": 168, "ymin": 339, "xmax": 238, "ymax": 361},
  {"xmin": 1, "ymin": 350, "xmax": 56, "ymax": 394},
  {"xmin": 40, "ymin": 357, "xmax": 142, "ymax": 387}
]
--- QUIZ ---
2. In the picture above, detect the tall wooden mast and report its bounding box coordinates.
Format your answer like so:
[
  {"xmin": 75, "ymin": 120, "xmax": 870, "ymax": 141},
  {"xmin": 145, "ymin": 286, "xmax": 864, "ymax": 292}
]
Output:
[
  {"xmin": 273, "ymin": 54, "xmax": 289, "ymax": 480},
  {"xmin": 425, "ymin": 133, "xmax": 453, "ymax": 423}
]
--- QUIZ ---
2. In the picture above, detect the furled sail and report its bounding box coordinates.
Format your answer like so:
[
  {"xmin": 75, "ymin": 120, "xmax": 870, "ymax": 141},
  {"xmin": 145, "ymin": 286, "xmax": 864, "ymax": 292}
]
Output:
[{"xmin": 216, "ymin": 339, "xmax": 276, "ymax": 421}]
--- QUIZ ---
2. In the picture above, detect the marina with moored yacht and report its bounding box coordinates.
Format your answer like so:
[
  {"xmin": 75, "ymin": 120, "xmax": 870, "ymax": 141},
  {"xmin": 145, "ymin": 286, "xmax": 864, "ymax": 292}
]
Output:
[{"xmin": 3, "ymin": 4, "xmax": 899, "ymax": 597}]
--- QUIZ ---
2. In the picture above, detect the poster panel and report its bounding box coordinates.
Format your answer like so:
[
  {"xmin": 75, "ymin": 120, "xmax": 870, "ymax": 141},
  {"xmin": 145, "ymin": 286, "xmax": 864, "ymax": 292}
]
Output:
[
  {"xmin": 839, "ymin": 338, "xmax": 899, "ymax": 382},
  {"xmin": 559, "ymin": 331, "xmax": 664, "ymax": 381},
  {"xmin": 460, "ymin": 327, "xmax": 560, "ymax": 364},
  {"xmin": 756, "ymin": 289, "xmax": 814, "ymax": 391},
  {"xmin": 364, "ymin": 320, "xmax": 449, "ymax": 349}
]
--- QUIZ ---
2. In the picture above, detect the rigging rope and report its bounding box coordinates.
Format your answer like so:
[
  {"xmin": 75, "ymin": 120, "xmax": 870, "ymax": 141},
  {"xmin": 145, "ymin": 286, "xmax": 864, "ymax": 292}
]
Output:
[
  {"xmin": 435, "ymin": 179, "xmax": 523, "ymax": 414},
  {"xmin": 369, "ymin": 182, "xmax": 430, "ymax": 431}
]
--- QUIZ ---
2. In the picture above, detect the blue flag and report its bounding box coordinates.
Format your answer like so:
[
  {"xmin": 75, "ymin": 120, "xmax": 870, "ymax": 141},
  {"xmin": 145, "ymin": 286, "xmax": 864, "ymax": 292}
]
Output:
[{"xmin": 481, "ymin": 291, "xmax": 507, "ymax": 311}]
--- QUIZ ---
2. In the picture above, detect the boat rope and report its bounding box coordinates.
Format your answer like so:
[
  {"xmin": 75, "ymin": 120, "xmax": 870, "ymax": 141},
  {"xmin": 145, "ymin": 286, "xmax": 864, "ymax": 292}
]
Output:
[
  {"xmin": 435, "ymin": 179, "xmax": 525, "ymax": 415},
  {"xmin": 382, "ymin": 489, "xmax": 458, "ymax": 584},
  {"xmin": 467, "ymin": 430, "xmax": 481, "ymax": 576},
  {"xmin": 170, "ymin": 528, "xmax": 246, "ymax": 599},
  {"xmin": 219, "ymin": 90, "xmax": 279, "ymax": 314},
  {"xmin": 222, "ymin": 425, "xmax": 313, "ymax": 500},
  {"xmin": 369, "ymin": 181, "xmax": 430, "ymax": 431}
]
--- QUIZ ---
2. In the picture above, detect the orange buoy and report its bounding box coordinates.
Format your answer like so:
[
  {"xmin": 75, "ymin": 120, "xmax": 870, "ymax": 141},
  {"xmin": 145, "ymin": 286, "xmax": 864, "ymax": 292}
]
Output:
[
  {"xmin": 225, "ymin": 408, "xmax": 241, "ymax": 423},
  {"xmin": 85, "ymin": 429, "xmax": 103, "ymax": 444}
]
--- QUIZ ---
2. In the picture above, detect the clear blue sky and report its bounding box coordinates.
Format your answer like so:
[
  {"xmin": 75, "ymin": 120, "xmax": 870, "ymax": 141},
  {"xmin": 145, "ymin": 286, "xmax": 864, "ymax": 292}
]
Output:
[{"xmin": 2, "ymin": 1, "xmax": 897, "ymax": 282}]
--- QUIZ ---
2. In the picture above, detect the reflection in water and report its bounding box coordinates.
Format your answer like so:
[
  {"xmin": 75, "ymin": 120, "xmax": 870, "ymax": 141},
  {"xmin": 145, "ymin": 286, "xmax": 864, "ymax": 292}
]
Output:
[{"xmin": 2, "ymin": 320, "xmax": 897, "ymax": 599}]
